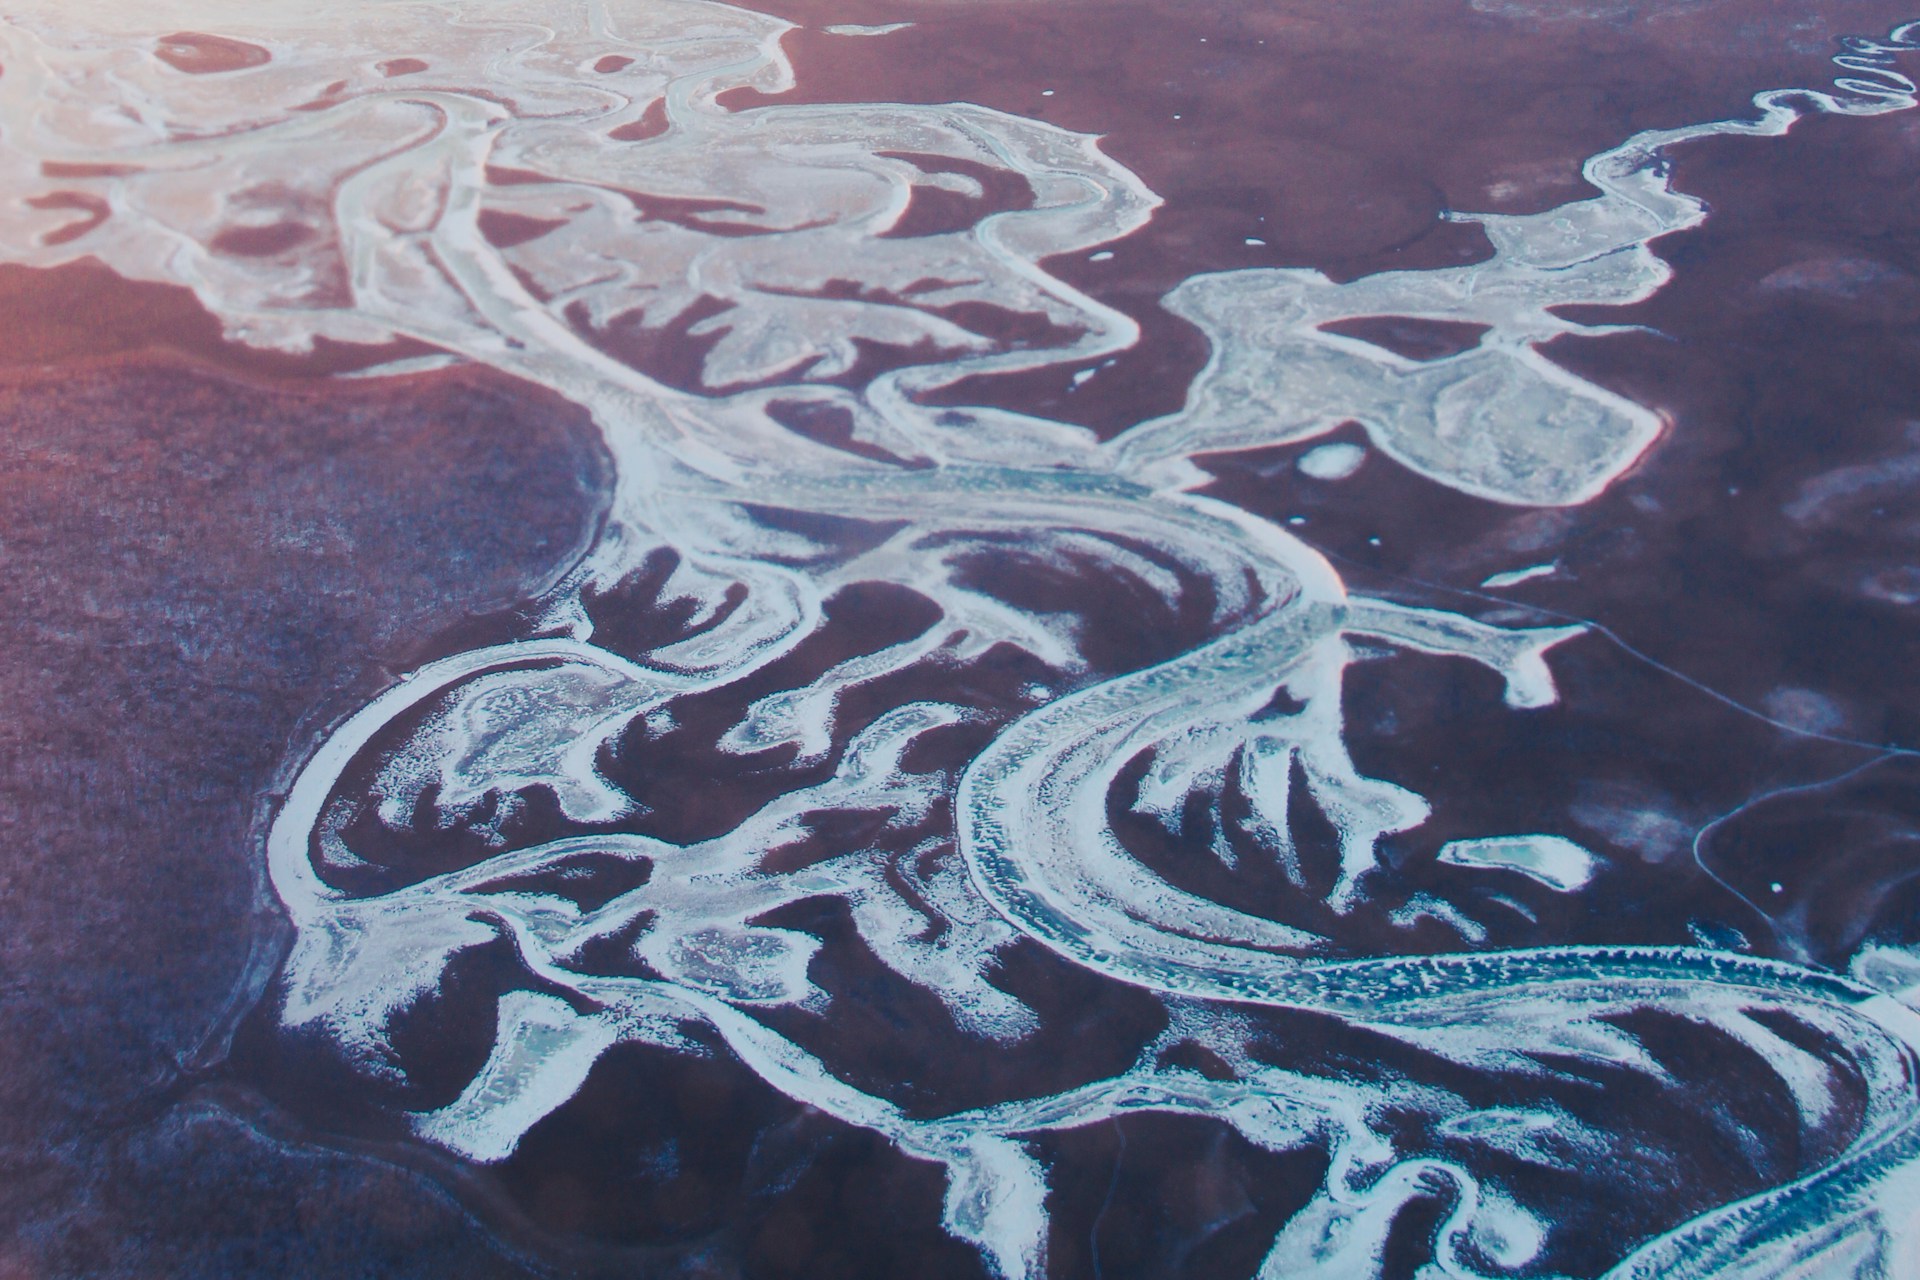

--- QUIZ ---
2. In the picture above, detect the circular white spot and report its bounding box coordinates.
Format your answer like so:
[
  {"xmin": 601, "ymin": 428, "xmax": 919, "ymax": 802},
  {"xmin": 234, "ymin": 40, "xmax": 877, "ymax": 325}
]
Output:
[
  {"xmin": 1761, "ymin": 687, "xmax": 1846, "ymax": 736},
  {"xmin": 1297, "ymin": 442, "xmax": 1367, "ymax": 480}
]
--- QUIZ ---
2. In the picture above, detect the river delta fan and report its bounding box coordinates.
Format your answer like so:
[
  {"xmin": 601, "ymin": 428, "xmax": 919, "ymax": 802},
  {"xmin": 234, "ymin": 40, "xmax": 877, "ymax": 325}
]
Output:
[{"xmin": 8, "ymin": 1, "xmax": 1920, "ymax": 1276}]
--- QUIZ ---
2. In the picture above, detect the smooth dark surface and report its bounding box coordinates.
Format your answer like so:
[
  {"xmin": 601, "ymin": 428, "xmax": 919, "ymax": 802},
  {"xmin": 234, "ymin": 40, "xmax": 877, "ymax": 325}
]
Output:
[{"xmin": 0, "ymin": 339, "xmax": 605, "ymax": 1276}]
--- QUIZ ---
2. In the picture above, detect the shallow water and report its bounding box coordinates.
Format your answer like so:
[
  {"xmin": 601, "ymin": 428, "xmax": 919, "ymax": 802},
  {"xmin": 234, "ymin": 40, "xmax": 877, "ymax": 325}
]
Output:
[{"xmin": 2, "ymin": 3, "xmax": 1920, "ymax": 1277}]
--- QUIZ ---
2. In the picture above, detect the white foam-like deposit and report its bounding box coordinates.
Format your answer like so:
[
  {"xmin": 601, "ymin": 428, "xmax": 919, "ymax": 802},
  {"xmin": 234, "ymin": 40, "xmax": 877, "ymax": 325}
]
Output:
[
  {"xmin": 9, "ymin": 5, "xmax": 1920, "ymax": 1278},
  {"xmin": 1297, "ymin": 441, "xmax": 1368, "ymax": 480},
  {"xmin": 1438, "ymin": 834, "xmax": 1598, "ymax": 892},
  {"xmin": 1112, "ymin": 35, "xmax": 1915, "ymax": 509},
  {"xmin": 823, "ymin": 22, "xmax": 913, "ymax": 36},
  {"xmin": 1481, "ymin": 562, "xmax": 1558, "ymax": 588}
]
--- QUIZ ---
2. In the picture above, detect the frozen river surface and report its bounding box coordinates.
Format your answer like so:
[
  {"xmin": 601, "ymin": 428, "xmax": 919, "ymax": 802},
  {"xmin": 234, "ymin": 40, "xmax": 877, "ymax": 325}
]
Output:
[{"xmin": 4, "ymin": 2, "xmax": 1920, "ymax": 1277}]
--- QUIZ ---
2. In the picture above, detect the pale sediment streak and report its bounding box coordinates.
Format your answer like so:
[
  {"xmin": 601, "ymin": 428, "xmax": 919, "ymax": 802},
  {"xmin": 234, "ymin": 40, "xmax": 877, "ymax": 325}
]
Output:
[{"xmin": 6, "ymin": 3, "xmax": 1920, "ymax": 1276}]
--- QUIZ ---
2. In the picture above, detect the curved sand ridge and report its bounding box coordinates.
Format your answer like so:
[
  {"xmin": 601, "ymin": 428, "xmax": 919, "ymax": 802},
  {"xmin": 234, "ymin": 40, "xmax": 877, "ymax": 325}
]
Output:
[{"xmin": 5, "ymin": 3, "xmax": 1920, "ymax": 1275}]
